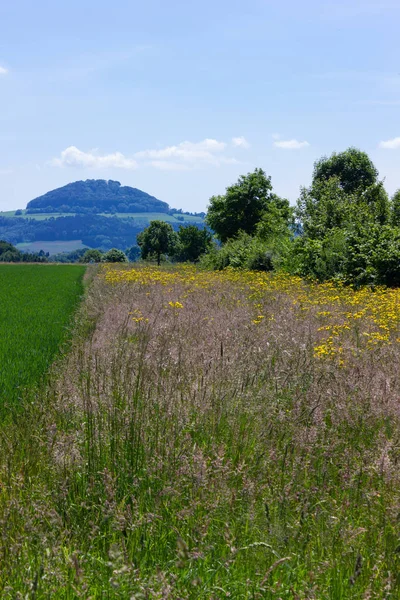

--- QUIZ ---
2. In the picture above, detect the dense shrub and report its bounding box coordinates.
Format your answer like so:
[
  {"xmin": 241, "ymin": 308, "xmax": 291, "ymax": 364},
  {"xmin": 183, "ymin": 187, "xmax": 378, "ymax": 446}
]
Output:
[
  {"xmin": 200, "ymin": 232, "xmax": 285, "ymax": 271},
  {"xmin": 102, "ymin": 248, "xmax": 128, "ymax": 263},
  {"xmin": 79, "ymin": 249, "xmax": 104, "ymax": 263}
]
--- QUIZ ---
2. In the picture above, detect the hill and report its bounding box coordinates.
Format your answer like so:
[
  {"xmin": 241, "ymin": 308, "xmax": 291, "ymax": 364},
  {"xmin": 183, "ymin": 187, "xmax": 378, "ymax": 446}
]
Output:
[
  {"xmin": 0, "ymin": 180, "xmax": 206, "ymax": 255},
  {"xmin": 26, "ymin": 179, "xmax": 169, "ymax": 214}
]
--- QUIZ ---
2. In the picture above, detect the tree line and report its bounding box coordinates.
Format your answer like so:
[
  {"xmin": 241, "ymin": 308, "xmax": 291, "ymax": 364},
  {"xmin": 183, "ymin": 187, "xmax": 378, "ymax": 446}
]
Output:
[
  {"xmin": 130, "ymin": 147, "xmax": 400, "ymax": 287},
  {"xmin": 0, "ymin": 241, "xmax": 48, "ymax": 263}
]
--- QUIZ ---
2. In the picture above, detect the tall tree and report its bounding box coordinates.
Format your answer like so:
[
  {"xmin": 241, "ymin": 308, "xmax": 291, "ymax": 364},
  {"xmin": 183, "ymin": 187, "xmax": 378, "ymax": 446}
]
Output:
[
  {"xmin": 206, "ymin": 168, "xmax": 286, "ymax": 242},
  {"xmin": 297, "ymin": 149, "xmax": 389, "ymax": 241},
  {"xmin": 312, "ymin": 147, "xmax": 378, "ymax": 194},
  {"xmin": 391, "ymin": 189, "xmax": 400, "ymax": 226},
  {"xmin": 174, "ymin": 225, "xmax": 212, "ymax": 262},
  {"xmin": 294, "ymin": 148, "xmax": 395, "ymax": 285},
  {"xmin": 137, "ymin": 221, "xmax": 177, "ymax": 265}
]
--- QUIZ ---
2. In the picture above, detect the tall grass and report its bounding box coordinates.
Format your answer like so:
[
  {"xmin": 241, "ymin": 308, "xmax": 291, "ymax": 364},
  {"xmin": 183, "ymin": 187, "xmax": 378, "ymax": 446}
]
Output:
[{"xmin": 0, "ymin": 265, "xmax": 399, "ymax": 598}]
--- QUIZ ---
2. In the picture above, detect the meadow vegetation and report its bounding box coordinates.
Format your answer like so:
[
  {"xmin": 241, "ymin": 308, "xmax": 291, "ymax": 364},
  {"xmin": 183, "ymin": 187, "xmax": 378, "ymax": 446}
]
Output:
[{"xmin": 1, "ymin": 263, "xmax": 399, "ymax": 598}]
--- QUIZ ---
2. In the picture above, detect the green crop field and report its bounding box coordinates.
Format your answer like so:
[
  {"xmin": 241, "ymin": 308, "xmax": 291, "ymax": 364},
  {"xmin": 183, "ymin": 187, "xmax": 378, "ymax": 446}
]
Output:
[{"xmin": 0, "ymin": 265, "xmax": 85, "ymax": 408}]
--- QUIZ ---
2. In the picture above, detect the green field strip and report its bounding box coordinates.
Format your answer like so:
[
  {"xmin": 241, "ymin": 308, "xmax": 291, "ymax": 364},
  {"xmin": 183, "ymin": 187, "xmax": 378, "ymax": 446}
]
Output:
[{"xmin": 0, "ymin": 265, "xmax": 85, "ymax": 406}]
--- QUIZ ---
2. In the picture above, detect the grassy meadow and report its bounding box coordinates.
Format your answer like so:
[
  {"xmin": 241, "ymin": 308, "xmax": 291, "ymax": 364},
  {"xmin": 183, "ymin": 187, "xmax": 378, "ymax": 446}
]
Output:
[
  {"xmin": 1, "ymin": 264, "xmax": 400, "ymax": 598},
  {"xmin": 0, "ymin": 265, "xmax": 85, "ymax": 408}
]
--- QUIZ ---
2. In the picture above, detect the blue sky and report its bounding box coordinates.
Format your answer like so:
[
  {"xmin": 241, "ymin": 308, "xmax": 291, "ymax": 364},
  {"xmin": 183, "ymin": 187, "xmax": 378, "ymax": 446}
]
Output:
[{"xmin": 1, "ymin": 0, "xmax": 400, "ymax": 212}]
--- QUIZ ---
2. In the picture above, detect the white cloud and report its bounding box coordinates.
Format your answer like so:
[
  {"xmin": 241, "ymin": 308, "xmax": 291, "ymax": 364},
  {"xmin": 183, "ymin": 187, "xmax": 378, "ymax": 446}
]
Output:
[
  {"xmin": 135, "ymin": 138, "xmax": 239, "ymax": 169},
  {"xmin": 379, "ymin": 137, "xmax": 400, "ymax": 149},
  {"xmin": 135, "ymin": 138, "xmax": 227, "ymax": 164},
  {"xmin": 232, "ymin": 136, "xmax": 250, "ymax": 149},
  {"xmin": 274, "ymin": 139, "xmax": 310, "ymax": 149},
  {"xmin": 51, "ymin": 146, "xmax": 138, "ymax": 169},
  {"xmin": 51, "ymin": 137, "xmax": 241, "ymax": 172},
  {"xmin": 0, "ymin": 66, "xmax": 8, "ymax": 76}
]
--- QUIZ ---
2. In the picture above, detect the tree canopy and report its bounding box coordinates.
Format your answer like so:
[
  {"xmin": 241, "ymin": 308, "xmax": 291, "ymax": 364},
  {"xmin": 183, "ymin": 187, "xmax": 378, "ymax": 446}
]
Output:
[
  {"xmin": 0, "ymin": 240, "xmax": 47, "ymax": 263},
  {"xmin": 137, "ymin": 221, "xmax": 177, "ymax": 265},
  {"xmin": 206, "ymin": 168, "xmax": 290, "ymax": 242},
  {"xmin": 174, "ymin": 225, "xmax": 212, "ymax": 262},
  {"xmin": 312, "ymin": 147, "xmax": 379, "ymax": 194},
  {"xmin": 79, "ymin": 249, "xmax": 104, "ymax": 263},
  {"xmin": 391, "ymin": 189, "xmax": 400, "ymax": 226},
  {"xmin": 102, "ymin": 248, "xmax": 128, "ymax": 263},
  {"xmin": 297, "ymin": 148, "xmax": 390, "ymax": 242},
  {"xmin": 294, "ymin": 149, "xmax": 399, "ymax": 285}
]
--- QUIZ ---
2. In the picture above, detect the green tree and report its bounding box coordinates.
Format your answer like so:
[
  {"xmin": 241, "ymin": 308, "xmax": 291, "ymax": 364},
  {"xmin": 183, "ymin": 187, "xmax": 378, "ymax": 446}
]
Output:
[
  {"xmin": 297, "ymin": 150, "xmax": 390, "ymax": 242},
  {"xmin": 102, "ymin": 248, "xmax": 128, "ymax": 263},
  {"xmin": 125, "ymin": 245, "xmax": 141, "ymax": 262},
  {"xmin": 296, "ymin": 178, "xmax": 355, "ymax": 240},
  {"xmin": 0, "ymin": 240, "xmax": 21, "ymax": 262},
  {"xmin": 174, "ymin": 225, "xmax": 213, "ymax": 262},
  {"xmin": 312, "ymin": 147, "xmax": 378, "ymax": 194},
  {"xmin": 206, "ymin": 168, "xmax": 287, "ymax": 242},
  {"xmin": 255, "ymin": 200, "xmax": 293, "ymax": 241},
  {"xmin": 391, "ymin": 189, "xmax": 400, "ymax": 226},
  {"xmin": 0, "ymin": 240, "xmax": 17, "ymax": 255},
  {"xmin": 79, "ymin": 249, "xmax": 103, "ymax": 263},
  {"xmin": 137, "ymin": 221, "xmax": 177, "ymax": 265},
  {"xmin": 369, "ymin": 225, "xmax": 400, "ymax": 286},
  {"xmin": 293, "ymin": 148, "xmax": 394, "ymax": 284}
]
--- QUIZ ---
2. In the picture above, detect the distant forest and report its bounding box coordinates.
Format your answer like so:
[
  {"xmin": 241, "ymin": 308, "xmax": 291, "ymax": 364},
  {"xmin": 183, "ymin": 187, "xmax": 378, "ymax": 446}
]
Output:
[
  {"xmin": 26, "ymin": 179, "xmax": 170, "ymax": 214},
  {"xmin": 0, "ymin": 214, "xmax": 169, "ymax": 250}
]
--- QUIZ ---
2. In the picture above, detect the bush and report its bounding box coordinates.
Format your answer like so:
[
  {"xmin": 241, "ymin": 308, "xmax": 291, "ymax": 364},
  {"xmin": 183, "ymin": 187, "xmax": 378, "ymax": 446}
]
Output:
[
  {"xmin": 289, "ymin": 229, "xmax": 347, "ymax": 282},
  {"xmin": 79, "ymin": 249, "xmax": 104, "ymax": 263},
  {"xmin": 102, "ymin": 248, "xmax": 128, "ymax": 263},
  {"xmin": 371, "ymin": 226, "xmax": 400, "ymax": 286},
  {"xmin": 200, "ymin": 232, "xmax": 284, "ymax": 272}
]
